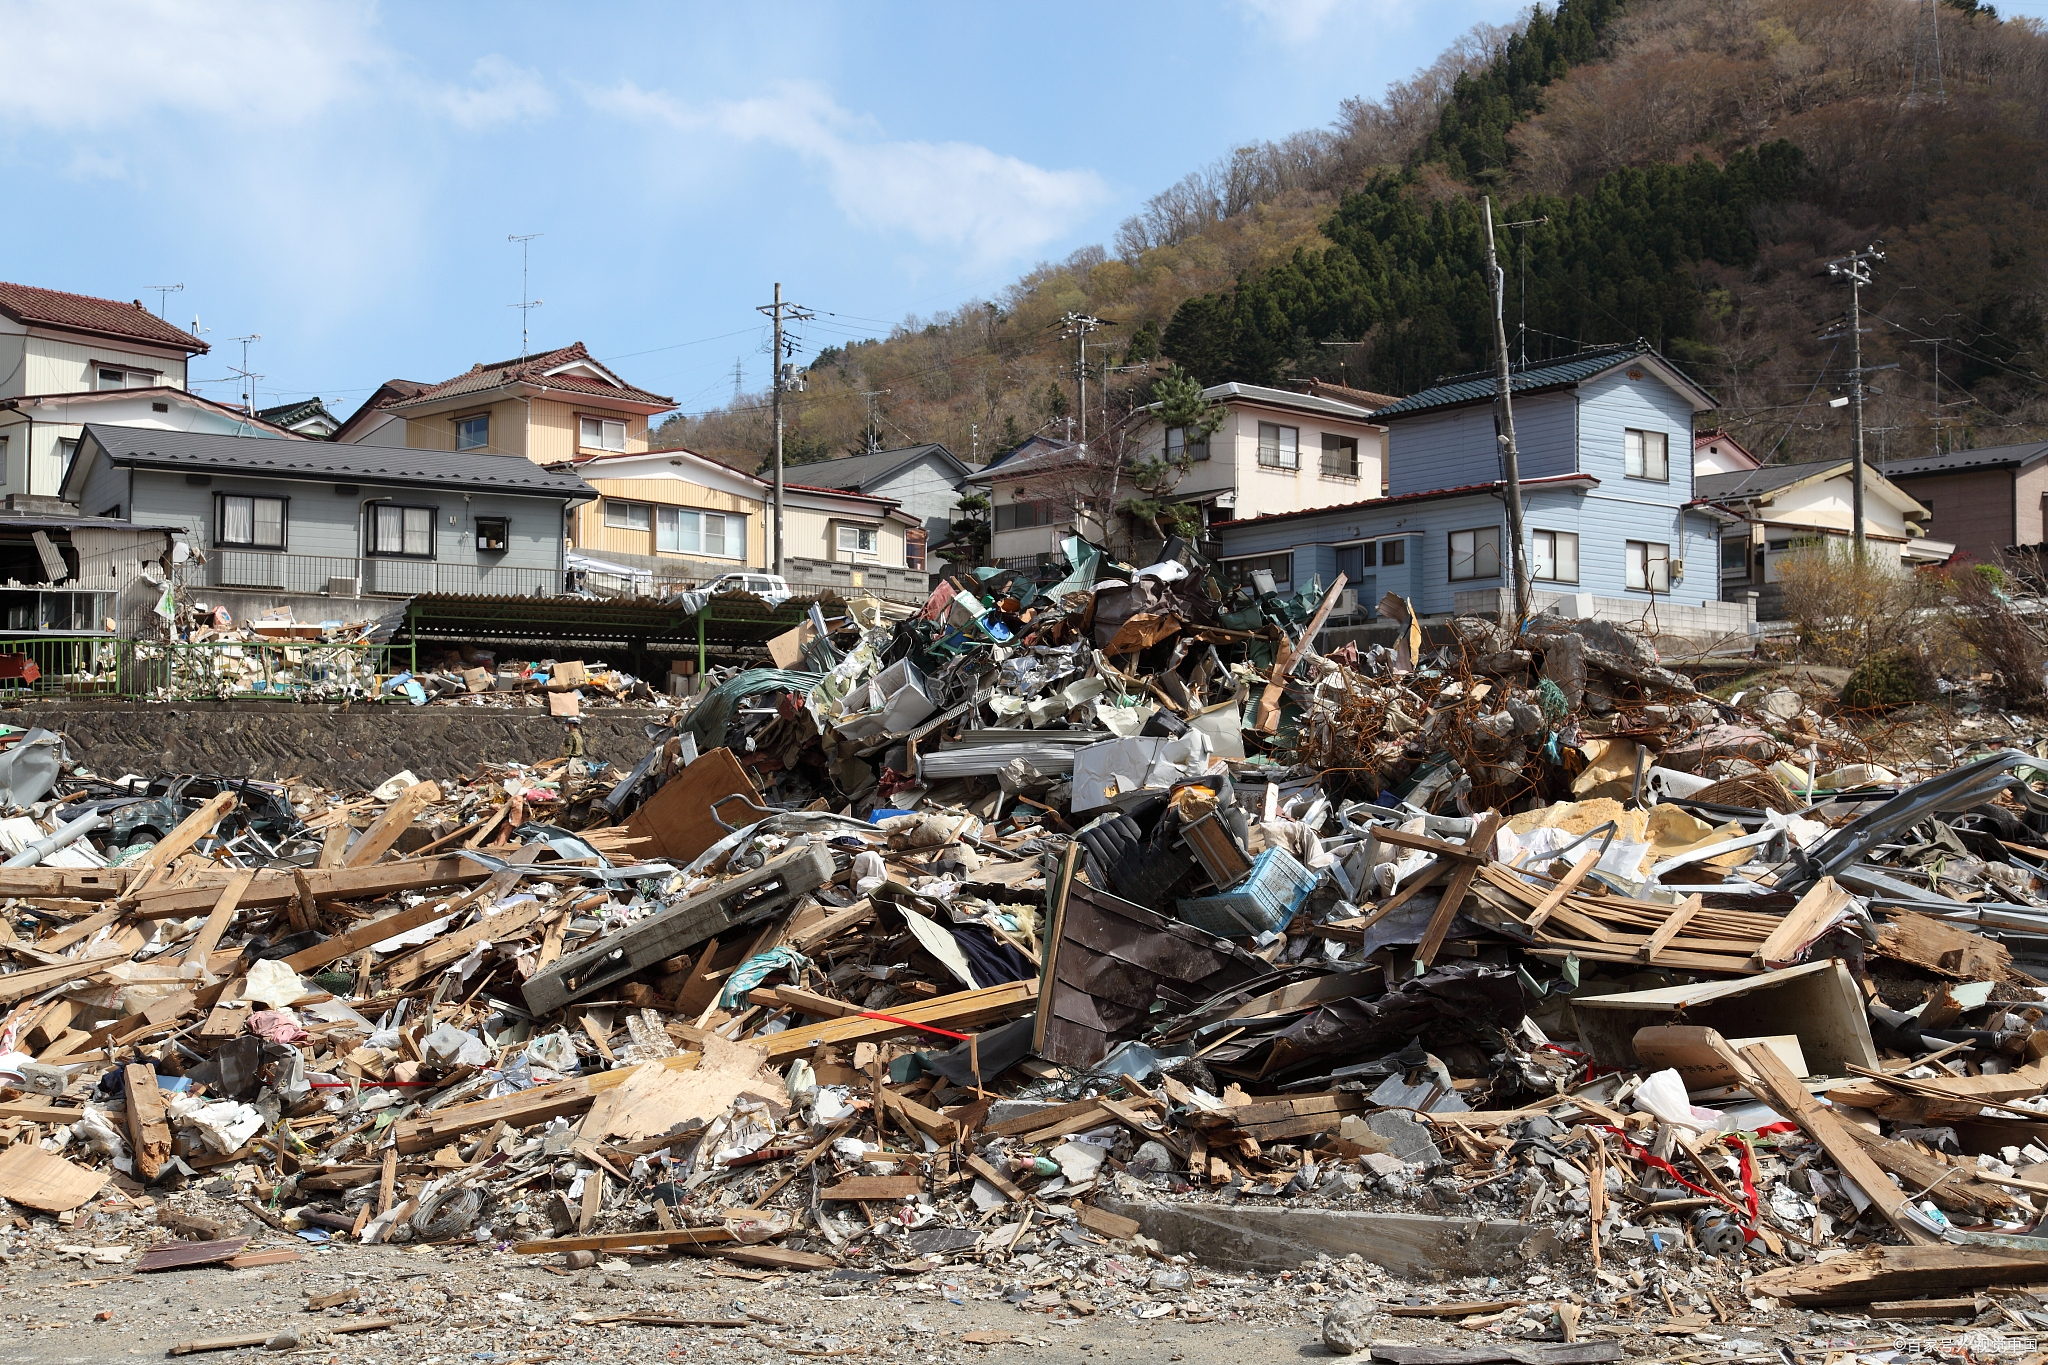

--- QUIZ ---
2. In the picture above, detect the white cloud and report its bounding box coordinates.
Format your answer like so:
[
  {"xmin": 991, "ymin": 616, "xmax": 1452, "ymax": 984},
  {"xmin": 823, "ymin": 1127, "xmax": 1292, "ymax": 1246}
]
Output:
[
  {"xmin": 440, "ymin": 55, "xmax": 556, "ymax": 129},
  {"xmin": 591, "ymin": 80, "xmax": 1107, "ymax": 266},
  {"xmin": 0, "ymin": 0, "xmax": 387, "ymax": 131},
  {"xmin": 1237, "ymin": 0, "xmax": 1344, "ymax": 43}
]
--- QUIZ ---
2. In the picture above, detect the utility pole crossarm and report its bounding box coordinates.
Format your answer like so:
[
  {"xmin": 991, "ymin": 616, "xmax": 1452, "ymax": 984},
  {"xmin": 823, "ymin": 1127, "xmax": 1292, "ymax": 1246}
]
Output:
[
  {"xmin": 756, "ymin": 285, "xmax": 815, "ymax": 579},
  {"xmin": 1826, "ymin": 242, "xmax": 1885, "ymax": 558}
]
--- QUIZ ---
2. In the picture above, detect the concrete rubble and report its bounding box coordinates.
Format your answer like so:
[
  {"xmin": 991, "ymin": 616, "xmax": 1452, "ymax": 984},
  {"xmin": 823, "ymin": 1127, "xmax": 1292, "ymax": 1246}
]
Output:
[{"xmin": 10, "ymin": 542, "xmax": 2048, "ymax": 1359}]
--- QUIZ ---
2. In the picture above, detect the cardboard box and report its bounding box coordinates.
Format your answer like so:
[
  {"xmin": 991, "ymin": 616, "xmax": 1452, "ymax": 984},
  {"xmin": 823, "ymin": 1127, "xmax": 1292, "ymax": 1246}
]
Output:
[
  {"xmin": 461, "ymin": 667, "xmax": 491, "ymax": 693},
  {"xmin": 553, "ymin": 660, "xmax": 589, "ymax": 687},
  {"xmin": 1572, "ymin": 959, "xmax": 1875, "ymax": 1077},
  {"xmin": 547, "ymin": 689, "xmax": 582, "ymax": 717}
]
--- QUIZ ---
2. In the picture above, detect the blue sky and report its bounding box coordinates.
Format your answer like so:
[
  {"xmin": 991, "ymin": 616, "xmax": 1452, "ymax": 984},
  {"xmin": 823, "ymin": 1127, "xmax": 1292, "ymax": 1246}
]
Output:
[{"xmin": 0, "ymin": 0, "xmax": 1525, "ymax": 424}]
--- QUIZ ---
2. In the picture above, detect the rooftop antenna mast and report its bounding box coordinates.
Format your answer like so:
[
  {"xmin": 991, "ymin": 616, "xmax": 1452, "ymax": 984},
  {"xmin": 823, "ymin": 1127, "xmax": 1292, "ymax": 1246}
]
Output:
[
  {"xmin": 227, "ymin": 334, "xmax": 262, "ymax": 415},
  {"xmin": 508, "ymin": 233, "xmax": 543, "ymax": 359},
  {"xmin": 145, "ymin": 284, "xmax": 183, "ymax": 320}
]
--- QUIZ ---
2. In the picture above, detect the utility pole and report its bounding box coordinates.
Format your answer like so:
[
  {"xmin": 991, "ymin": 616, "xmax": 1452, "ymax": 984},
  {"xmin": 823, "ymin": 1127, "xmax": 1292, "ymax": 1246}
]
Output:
[
  {"xmin": 145, "ymin": 284, "xmax": 183, "ymax": 319},
  {"xmin": 508, "ymin": 233, "xmax": 543, "ymax": 359},
  {"xmin": 1482, "ymin": 198, "xmax": 1532, "ymax": 629},
  {"xmin": 756, "ymin": 283, "xmax": 813, "ymax": 578},
  {"xmin": 1825, "ymin": 243, "xmax": 1884, "ymax": 558},
  {"xmin": 1055, "ymin": 313, "xmax": 1108, "ymax": 443}
]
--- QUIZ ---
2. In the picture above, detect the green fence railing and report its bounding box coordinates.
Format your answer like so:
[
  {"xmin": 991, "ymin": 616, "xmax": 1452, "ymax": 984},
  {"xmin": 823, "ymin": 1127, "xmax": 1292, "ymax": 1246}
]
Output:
[{"xmin": 0, "ymin": 635, "xmax": 417, "ymax": 703}]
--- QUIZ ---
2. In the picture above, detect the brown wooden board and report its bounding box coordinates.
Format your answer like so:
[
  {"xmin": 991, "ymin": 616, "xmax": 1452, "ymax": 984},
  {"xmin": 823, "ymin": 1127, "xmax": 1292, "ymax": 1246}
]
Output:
[
  {"xmin": 136, "ymin": 1237, "xmax": 250, "ymax": 1272},
  {"xmin": 819, "ymin": 1175, "xmax": 923, "ymax": 1201},
  {"xmin": 627, "ymin": 748, "xmax": 759, "ymax": 863},
  {"xmin": 1751, "ymin": 1245, "xmax": 2048, "ymax": 1306},
  {"xmin": 0, "ymin": 1141, "xmax": 105, "ymax": 1210}
]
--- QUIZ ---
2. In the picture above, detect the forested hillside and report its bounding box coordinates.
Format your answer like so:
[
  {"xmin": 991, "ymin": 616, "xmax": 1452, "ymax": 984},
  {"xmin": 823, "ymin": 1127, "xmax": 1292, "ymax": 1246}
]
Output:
[{"xmin": 661, "ymin": 0, "xmax": 2048, "ymax": 473}]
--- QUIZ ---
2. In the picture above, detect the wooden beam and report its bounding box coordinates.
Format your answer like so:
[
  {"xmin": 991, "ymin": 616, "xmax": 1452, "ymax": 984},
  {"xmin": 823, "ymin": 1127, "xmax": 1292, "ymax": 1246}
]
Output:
[
  {"xmin": 1416, "ymin": 813, "xmax": 1499, "ymax": 969},
  {"xmin": 764, "ymin": 979, "xmax": 1038, "ymax": 1060},
  {"xmin": 1637, "ymin": 893, "xmax": 1702, "ymax": 964},
  {"xmin": 130, "ymin": 793, "xmax": 236, "ymax": 875},
  {"xmin": 129, "ymin": 857, "xmax": 492, "ymax": 919},
  {"xmin": 1527, "ymin": 849, "xmax": 1604, "ymax": 934},
  {"xmin": 183, "ymin": 867, "xmax": 259, "ymax": 970},
  {"xmin": 123, "ymin": 1064, "xmax": 172, "ymax": 1182},
  {"xmin": 342, "ymin": 781, "xmax": 441, "ymax": 867},
  {"xmin": 1756, "ymin": 876, "xmax": 1853, "ymax": 968}
]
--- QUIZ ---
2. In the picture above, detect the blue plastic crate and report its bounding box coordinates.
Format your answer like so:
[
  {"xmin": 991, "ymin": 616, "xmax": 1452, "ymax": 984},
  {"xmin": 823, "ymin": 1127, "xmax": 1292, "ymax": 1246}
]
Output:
[{"xmin": 1177, "ymin": 846, "xmax": 1317, "ymax": 937}]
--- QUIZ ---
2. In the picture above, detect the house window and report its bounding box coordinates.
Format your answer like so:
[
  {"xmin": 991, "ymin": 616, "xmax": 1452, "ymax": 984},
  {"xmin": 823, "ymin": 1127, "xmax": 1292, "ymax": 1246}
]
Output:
[
  {"xmin": 837, "ymin": 525, "xmax": 878, "ymax": 556},
  {"xmin": 1320, "ymin": 433, "xmax": 1359, "ymax": 478},
  {"xmin": 1626, "ymin": 539, "xmax": 1671, "ymax": 591},
  {"xmin": 1334, "ymin": 542, "xmax": 1378, "ymax": 579},
  {"xmin": 217, "ymin": 494, "xmax": 287, "ymax": 550},
  {"xmin": 475, "ymin": 517, "xmax": 509, "ymax": 553},
  {"xmin": 1256, "ymin": 422, "xmax": 1298, "ymax": 469},
  {"xmin": 1165, "ymin": 425, "xmax": 1209, "ymax": 463},
  {"xmin": 604, "ymin": 499, "xmax": 652, "ymax": 532},
  {"xmin": 906, "ymin": 530, "xmax": 926, "ymax": 570},
  {"xmin": 1449, "ymin": 526, "xmax": 1502, "ymax": 581},
  {"xmin": 454, "ymin": 414, "xmax": 490, "ymax": 451},
  {"xmin": 579, "ymin": 416, "xmax": 626, "ymax": 452},
  {"xmin": 57, "ymin": 438, "xmax": 79, "ymax": 483},
  {"xmin": 1624, "ymin": 428, "xmax": 1669, "ymax": 481},
  {"xmin": 97, "ymin": 367, "xmax": 130, "ymax": 390},
  {"xmin": 1530, "ymin": 530, "xmax": 1579, "ymax": 583},
  {"xmin": 994, "ymin": 501, "xmax": 1055, "ymax": 532},
  {"xmin": 1381, "ymin": 539, "xmax": 1405, "ymax": 566},
  {"xmin": 369, "ymin": 504, "xmax": 435, "ymax": 558},
  {"xmin": 1721, "ymin": 536, "xmax": 1750, "ymax": 580},
  {"xmin": 656, "ymin": 507, "xmax": 744, "ymax": 558},
  {"xmin": 1221, "ymin": 553, "xmax": 1292, "ymax": 595}
]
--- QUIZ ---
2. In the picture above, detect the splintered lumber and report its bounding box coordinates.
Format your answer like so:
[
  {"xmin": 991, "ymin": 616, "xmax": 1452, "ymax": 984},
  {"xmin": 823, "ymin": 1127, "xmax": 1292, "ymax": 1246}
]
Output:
[
  {"xmin": 1416, "ymin": 813, "xmax": 1499, "ymax": 969},
  {"xmin": 182, "ymin": 867, "xmax": 259, "ymax": 969},
  {"xmin": 819, "ymin": 1175, "xmax": 922, "ymax": 1201},
  {"xmin": 168, "ymin": 1320, "xmax": 394, "ymax": 1354},
  {"xmin": 131, "ymin": 792, "xmax": 237, "ymax": 875},
  {"xmin": 1751, "ymin": 1245, "xmax": 2048, "ymax": 1306},
  {"xmin": 763, "ymin": 979, "xmax": 1038, "ymax": 1060},
  {"xmin": 523, "ymin": 844, "xmax": 833, "ymax": 1015},
  {"xmin": 882, "ymin": 1087, "xmax": 960, "ymax": 1143},
  {"xmin": 0, "ymin": 948, "xmax": 130, "ymax": 1003},
  {"xmin": 1740, "ymin": 1041, "xmax": 1940, "ymax": 1245},
  {"xmin": 1637, "ymin": 894, "xmax": 1702, "ymax": 964},
  {"xmin": 0, "ymin": 866, "xmax": 131, "ymax": 900},
  {"xmin": 278, "ymin": 897, "xmax": 449, "ymax": 975},
  {"xmin": 1869, "ymin": 1297, "xmax": 1985, "ymax": 1319},
  {"xmin": 752, "ymin": 984, "xmax": 862, "ymax": 1019},
  {"xmin": 341, "ymin": 779, "xmax": 441, "ymax": 867},
  {"xmin": 1525, "ymin": 849, "xmax": 1602, "ymax": 933},
  {"xmin": 1756, "ymin": 876, "xmax": 1853, "ymax": 967},
  {"xmin": 1074, "ymin": 1205, "xmax": 1140, "ymax": 1240},
  {"xmin": 511, "ymin": 1227, "xmax": 736, "ymax": 1254},
  {"xmin": 383, "ymin": 885, "xmax": 556, "ymax": 989},
  {"xmin": 986, "ymin": 1096, "xmax": 1110, "ymax": 1137},
  {"xmin": 122, "ymin": 1064, "xmax": 173, "ymax": 1182},
  {"xmin": 1874, "ymin": 911, "xmax": 2016, "ymax": 981},
  {"xmin": 1367, "ymin": 825, "xmax": 1490, "ymax": 863},
  {"xmin": 128, "ymin": 857, "xmax": 492, "ymax": 919},
  {"xmin": 390, "ymin": 1054, "xmax": 704, "ymax": 1153}
]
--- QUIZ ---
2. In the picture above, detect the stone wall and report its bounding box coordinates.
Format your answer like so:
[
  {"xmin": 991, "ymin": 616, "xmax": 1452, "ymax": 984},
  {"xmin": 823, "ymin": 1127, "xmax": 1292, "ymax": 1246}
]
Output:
[{"xmin": 0, "ymin": 699, "xmax": 668, "ymax": 789}]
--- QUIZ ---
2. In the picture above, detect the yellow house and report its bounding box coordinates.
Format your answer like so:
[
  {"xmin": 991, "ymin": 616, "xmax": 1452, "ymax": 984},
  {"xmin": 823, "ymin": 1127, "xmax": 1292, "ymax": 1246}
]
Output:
[{"xmin": 333, "ymin": 342, "xmax": 674, "ymax": 464}]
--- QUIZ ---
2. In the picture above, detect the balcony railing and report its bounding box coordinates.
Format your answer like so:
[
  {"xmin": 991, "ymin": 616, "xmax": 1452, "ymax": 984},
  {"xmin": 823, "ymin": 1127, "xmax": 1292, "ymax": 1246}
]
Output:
[{"xmin": 177, "ymin": 551, "xmax": 566, "ymax": 599}]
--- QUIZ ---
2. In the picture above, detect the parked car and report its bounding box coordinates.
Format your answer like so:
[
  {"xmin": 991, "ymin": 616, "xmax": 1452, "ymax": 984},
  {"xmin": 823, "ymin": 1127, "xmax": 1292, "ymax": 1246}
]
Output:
[{"xmin": 700, "ymin": 572, "xmax": 792, "ymax": 605}]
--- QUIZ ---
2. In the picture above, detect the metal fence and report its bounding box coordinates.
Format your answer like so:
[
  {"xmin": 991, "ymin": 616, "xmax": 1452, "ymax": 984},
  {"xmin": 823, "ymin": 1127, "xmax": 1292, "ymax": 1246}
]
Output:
[
  {"xmin": 0, "ymin": 634, "xmax": 416, "ymax": 702},
  {"xmin": 179, "ymin": 551, "xmax": 565, "ymax": 599}
]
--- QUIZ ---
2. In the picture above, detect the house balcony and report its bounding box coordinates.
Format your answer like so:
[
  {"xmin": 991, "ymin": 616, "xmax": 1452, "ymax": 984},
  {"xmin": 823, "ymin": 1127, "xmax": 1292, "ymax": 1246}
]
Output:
[{"xmin": 177, "ymin": 549, "xmax": 566, "ymax": 600}]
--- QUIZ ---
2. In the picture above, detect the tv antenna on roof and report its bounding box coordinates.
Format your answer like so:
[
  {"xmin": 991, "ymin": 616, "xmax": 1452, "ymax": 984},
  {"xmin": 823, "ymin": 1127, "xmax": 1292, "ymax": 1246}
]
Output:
[
  {"xmin": 509, "ymin": 233, "xmax": 543, "ymax": 358},
  {"xmin": 145, "ymin": 284, "xmax": 183, "ymax": 319},
  {"xmin": 227, "ymin": 334, "xmax": 262, "ymax": 414}
]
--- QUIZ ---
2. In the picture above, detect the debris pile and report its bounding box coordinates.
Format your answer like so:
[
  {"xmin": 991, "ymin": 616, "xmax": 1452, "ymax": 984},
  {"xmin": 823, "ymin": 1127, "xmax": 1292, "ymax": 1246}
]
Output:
[{"xmin": 11, "ymin": 542, "xmax": 2048, "ymax": 1355}]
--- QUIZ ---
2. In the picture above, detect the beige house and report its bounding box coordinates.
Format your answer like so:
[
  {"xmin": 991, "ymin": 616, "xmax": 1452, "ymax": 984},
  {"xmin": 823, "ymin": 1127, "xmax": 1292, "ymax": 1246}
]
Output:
[
  {"xmin": 333, "ymin": 342, "xmax": 674, "ymax": 464},
  {"xmin": 1130, "ymin": 381, "xmax": 1390, "ymax": 529},
  {"xmin": 1696, "ymin": 459, "xmax": 1953, "ymax": 607},
  {"xmin": 568, "ymin": 447, "xmax": 931, "ymax": 597}
]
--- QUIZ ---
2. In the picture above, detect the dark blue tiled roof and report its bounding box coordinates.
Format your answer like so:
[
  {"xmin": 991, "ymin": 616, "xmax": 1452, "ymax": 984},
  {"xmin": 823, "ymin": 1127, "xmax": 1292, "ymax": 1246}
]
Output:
[{"xmin": 1370, "ymin": 343, "xmax": 1712, "ymax": 420}]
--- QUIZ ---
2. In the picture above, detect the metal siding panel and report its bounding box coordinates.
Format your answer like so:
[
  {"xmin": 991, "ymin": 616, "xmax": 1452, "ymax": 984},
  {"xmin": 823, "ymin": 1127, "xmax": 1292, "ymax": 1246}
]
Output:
[{"xmin": 1577, "ymin": 369, "xmax": 1694, "ymax": 505}]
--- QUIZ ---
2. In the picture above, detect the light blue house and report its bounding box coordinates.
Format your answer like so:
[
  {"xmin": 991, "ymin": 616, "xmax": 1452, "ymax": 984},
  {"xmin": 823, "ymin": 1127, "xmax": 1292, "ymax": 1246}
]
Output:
[{"xmin": 1211, "ymin": 345, "xmax": 1747, "ymax": 634}]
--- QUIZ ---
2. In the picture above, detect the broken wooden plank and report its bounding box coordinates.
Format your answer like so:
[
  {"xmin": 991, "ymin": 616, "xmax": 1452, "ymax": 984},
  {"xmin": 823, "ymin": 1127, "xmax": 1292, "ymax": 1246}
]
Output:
[
  {"xmin": 1740, "ymin": 1041, "xmax": 1940, "ymax": 1246},
  {"xmin": 1751, "ymin": 1245, "xmax": 2048, "ymax": 1307},
  {"xmin": 136, "ymin": 1237, "xmax": 250, "ymax": 1272},
  {"xmin": 1073, "ymin": 1205, "xmax": 1140, "ymax": 1240},
  {"xmin": 130, "ymin": 857, "xmax": 492, "ymax": 919},
  {"xmin": 0, "ymin": 948, "xmax": 130, "ymax": 1004},
  {"xmin": 129, "ymin": 792, "xmax": 236, "ymax": 876},
  {"xmin": 277, "ymin": 897, "xmax": 450, "ymax": 976},
  {"xmin": 1755, "ymin": 876, "xmax": 1852, "ymax": 968},
  {"xmin": 818, "ymin": 1175, "xmax": 922, "ymax": 1202},
  {"xmin": 122, "ymin": 1064, "xmax": 172, "ymax": 1182},
  {"xmin": 182, "ymin": 867, "xmax": 259, "ymax": 969},
  {"xmin": 1526, "ymin": 849, "xmax": 1602, "ymax": 934},
  {"xmin": 510, "ymin": 1227, "xmax": 736, "ymax": 1254},
  {"xmin": 1637, "ymin": 893, "xmax": 1702, "ymax": 964},
  {"xmin": 341, "ymin": 780, "xmax": 441, "ymax": 867},
  {"xmin": 762, "ymin": 979, "xmax": 1037, "ymax": 1060},
  {"xmin": 1416, "ymin": 813, "xmax": 1499, "ymax": 970}
]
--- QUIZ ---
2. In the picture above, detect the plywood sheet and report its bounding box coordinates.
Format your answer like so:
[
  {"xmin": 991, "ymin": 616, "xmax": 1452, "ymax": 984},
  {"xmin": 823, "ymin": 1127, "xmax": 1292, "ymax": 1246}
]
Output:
[
  {"xmin": 0, "ymin": 1141, "xmax": 106, "ymax": 1211},
  {"xmin": 627, "ymin": 748, "xmax": 759, "ymax": 864}
]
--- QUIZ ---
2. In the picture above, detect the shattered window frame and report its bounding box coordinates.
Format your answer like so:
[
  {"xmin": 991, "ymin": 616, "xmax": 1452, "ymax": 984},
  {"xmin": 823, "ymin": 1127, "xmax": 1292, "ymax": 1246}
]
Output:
[
  {"xmin": 214, "ymin": 492, "xmax": 288, "ymax": 551},
  {"xmin": 1530, "ymin": 529, "xmax": 1578, "ymax": 583},
  {"xmin": 1256, "ymin": 421, "xmax": 1299, "ymax": 470},
  {"xmin": 1448, "ymin": 526, "xmax": 1501, "ymax": 581},
  {"xmin": 368, "ymin": 503, "xmax": 437, "ymax": 560},
  {"xmin": 1626, "ymin": 538, "xmax": 1670, "ymax": 591}
]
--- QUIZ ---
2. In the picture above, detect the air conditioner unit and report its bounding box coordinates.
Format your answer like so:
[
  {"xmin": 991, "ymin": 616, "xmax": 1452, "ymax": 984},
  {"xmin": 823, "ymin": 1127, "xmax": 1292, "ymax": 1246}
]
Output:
[
  {"xmin": 1334, "ymin": 588, "xmax": 1358, "ymax": 615},
  {"xmin": 327, "ymin": 576, "xmax": 361, "ymax": 598}
]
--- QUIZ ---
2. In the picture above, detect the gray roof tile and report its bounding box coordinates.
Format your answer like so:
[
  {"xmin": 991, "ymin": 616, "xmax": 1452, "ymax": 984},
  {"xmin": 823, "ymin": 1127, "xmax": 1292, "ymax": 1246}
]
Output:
[{"xmin": 78, "ymin": 424, "xmax": 596, "ymax": 498}]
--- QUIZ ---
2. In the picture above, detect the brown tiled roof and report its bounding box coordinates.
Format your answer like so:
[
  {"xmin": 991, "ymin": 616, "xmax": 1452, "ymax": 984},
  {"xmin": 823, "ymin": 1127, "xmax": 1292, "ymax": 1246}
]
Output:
[
  {"xmin": 395, "ymin": 342, "xmax": 673, "ymax": 410},
  {"xmin": 0, "ymin": 282, "xmax": 210, "ymax": 352},
  {"xmin": 1305, "ymin": 379, "xmax": 1402, "ymax": 410}
]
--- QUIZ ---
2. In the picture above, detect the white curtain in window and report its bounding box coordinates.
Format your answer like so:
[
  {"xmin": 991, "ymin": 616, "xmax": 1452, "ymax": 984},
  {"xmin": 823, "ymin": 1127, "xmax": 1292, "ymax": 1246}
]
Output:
[
  {"xmin": 223, "ymin": 496, "xmax": 254, "ymax": 544},
  {"xmin": 703, "ymin": 512, "xmax": 725, "ymax": 557},
  {"xmin": 375, "ymin": 505, "xmax": 403, "ymax": 553},
  {"xmin": 252, "ymin": 498, "xmax": 283, "ymax": 548},
  {"xmin": 403, "ymin": 507, "xmax": 431, "ymax": 556}
]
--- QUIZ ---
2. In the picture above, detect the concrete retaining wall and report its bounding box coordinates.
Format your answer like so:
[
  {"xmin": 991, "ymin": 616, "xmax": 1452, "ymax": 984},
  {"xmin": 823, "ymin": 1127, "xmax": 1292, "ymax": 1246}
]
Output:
[
  {"xmin": 1453, "ymin": 587, "xmax": 1757, "ymax": 645},
  {"xmin": 0, "ymin": 699, "xmax": 669, "ymax": 789}
]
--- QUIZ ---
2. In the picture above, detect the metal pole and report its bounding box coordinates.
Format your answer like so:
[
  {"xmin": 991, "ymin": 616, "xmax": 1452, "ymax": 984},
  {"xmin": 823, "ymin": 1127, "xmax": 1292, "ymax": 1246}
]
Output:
[
  {"xmin": 772, "ymin": 282, "xmax": 786, "ymax": 579},
  {"xmin": 1077, "ymin": 325, "xmax": 1087, "ymax": 444},
  {"xmin": 1482, "ymin": 198, "xmax": 1532, "ymax": 629},
  {"xmin": 1849, "ymin": 269, "xmax": 1866, "ymax": 560}
]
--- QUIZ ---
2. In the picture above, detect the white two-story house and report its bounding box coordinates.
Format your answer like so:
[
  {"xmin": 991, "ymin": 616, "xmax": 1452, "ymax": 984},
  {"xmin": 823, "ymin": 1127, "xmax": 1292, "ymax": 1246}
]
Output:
[{"xmin": 0, "ymin": 282, "xmax": 296, "ymax": 499}]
